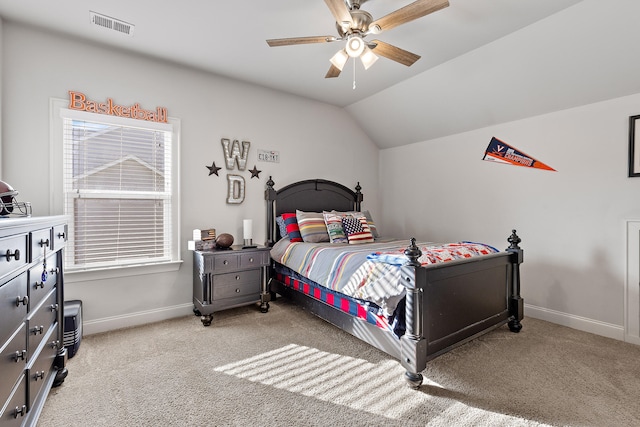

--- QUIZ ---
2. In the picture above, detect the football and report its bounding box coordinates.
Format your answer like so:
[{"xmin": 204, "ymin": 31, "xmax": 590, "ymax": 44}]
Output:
[{"xmin": 215, "ymin": 233, "xmax": 234, "ymax": 248}]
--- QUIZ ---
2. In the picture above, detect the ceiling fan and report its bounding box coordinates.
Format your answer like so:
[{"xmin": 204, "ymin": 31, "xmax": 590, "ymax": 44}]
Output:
[{"xmin": 266, "ymin": 0, "xmax": 450, "ymax": 79}]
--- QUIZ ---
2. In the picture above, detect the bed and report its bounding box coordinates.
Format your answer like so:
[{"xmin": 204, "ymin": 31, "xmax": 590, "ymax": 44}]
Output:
[{"xmin": 265, "ymin": 177, "xmax": 524, "ymax": 388}]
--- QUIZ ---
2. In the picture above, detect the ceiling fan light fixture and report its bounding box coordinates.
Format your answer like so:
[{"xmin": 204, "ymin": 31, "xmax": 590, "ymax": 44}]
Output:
[
  {"xmin": 360, "ymin": 46, "xmax": 378, "ymax": 70},
  {"xmin": 329, "ymin": 49, "xmax": 349, "ymax": 71},
  {"xmin": 345, "ymin": 35, "xmax": 365, "ymax": 57}
]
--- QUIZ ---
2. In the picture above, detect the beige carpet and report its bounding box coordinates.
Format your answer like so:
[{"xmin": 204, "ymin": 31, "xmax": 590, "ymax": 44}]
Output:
[{"xmin": 40, "ymin": 299, "xmax": 640, "ymax": 427}]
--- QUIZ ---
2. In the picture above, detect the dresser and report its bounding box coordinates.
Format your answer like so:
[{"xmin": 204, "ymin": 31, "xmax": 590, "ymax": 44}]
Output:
[
  {"xmin": 193, "ymin": 245, "xmax": 271, "ymax": 326},
  {"xmin": 0, "ymin": 216, "xmax": 68, "ymax": 427}
]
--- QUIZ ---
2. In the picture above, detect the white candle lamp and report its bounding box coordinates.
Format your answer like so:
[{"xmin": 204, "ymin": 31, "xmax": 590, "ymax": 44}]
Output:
[{"xmin": 243, "ymin": 219, "xmax": 253, "ymax": 247}]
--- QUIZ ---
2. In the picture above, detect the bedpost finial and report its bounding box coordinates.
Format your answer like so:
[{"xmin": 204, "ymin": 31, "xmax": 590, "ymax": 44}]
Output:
[
  {"xmin": 508, "ymin": 229, "xmax": 521, "ymax": 250},
  {"xmin": 404, "ymin": 237, "xmax": 422, "ymax": 267},
  {"xmin": 267, "ymin": 176, "xmax": 274, "ymax": 189}
]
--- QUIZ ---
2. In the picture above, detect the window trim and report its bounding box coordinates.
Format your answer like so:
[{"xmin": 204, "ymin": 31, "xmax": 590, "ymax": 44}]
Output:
[{"xmin": 50, "ymin": 98, "xmax": 182, "ymax": 278}]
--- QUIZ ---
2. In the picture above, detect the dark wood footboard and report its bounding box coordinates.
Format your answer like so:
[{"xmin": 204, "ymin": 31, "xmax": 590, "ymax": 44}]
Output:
[{"xmin": 400, "ymin": 231, "xmax": 524, "ymax": 387}]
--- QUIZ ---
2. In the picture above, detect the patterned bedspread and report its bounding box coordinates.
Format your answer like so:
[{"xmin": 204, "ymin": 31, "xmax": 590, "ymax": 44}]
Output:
[{"xmin": 270, "ymin": 238, "xmax": 498, "ymax": 316}]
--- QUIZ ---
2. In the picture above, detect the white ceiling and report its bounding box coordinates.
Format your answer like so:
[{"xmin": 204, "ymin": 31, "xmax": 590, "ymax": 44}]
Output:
[{"xmin": 3, "ymin": 0, "xmax": 639, "ymax": 148}]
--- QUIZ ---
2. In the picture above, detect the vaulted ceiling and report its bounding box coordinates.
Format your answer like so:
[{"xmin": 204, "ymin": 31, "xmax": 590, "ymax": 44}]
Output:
[{"xmin": 2, "ymin": 0, "xmax": 639, "ymax": 148}]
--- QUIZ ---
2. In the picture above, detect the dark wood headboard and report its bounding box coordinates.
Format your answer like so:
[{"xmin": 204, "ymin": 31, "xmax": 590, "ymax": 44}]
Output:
[{"xmin": 265, "ymin": 177, "xmax": 363, "ymax": 246}]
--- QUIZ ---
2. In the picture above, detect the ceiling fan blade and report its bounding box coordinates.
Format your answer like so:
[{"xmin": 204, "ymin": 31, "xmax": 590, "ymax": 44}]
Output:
[
  {"xmin": 324, "ymin": 0, "xmax": 353, "ymax": 28},
  {"xmin": 267, "ymin": 36, "xmax": 337, "ymax": 47},
  {"xmin": 325, "ymin": 64, "xmax": 342, "ymax": 78},
  {"xmin": 369, "ymin": 40, "xmax": 420, "ymax": 66},
  {"xmin": 370, "ymin": 0, "xmax": 449, "ymax": 33}
]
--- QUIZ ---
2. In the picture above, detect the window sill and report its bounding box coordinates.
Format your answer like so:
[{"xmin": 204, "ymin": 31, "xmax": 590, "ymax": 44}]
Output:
[{"xmin": 65, "ymin": 260, "xmax": 183, "ymax": 283}]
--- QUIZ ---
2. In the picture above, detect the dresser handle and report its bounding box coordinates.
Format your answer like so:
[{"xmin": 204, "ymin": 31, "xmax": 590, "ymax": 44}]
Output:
[
  {"xmin": 49, "ymin": 267, "xmax": 59, "ymax": 275},
  {"xmin": 51, "ymin": 340, "xmax": 60, "ymax": 349},
  {"xmin": 34, "ymin": 371, "xmax": 45, "ymax": 381},
  {"xmin": 15, "ymin": 295, "xmax": 28, "ymax": 307},
  {"xmin": 50, "ymin": 303, "xmax": 59, "ymax": 313},
  {"xmin": 14, "ymin": 405, "xmax": 26, "ymax": 418},
  {"xmin": 35, "ymin": 281, "xmax": 45, "ymax": 289},
  {"xmin": 14, "ymin": 350, "xmax": 26, "ymax": 362},
  {"xmin": 235, "ymin": 288, "xmax": 241, "ymax": 293},
  {"xmin": 249, "ymin": 257, "xmax": 254, "ymax": 263},
  {"xmin": 5, "ymin": 249, "xmax": 20, "ymax": 261},
  {"xmin": 58, "ymin": 231, "xmax": 66, "ymax": 239},
  {"xmin": 31, "ymin": 325, "xmax": 44, "ymax": 335},
  {"xmin": 223, "ymin": 260, "xmax": 229, "ymax": 265},
  {"xmin": 39, "ymin": 238, "xmax": 50, "ymax": 247},
  {"xmin": 235, "ymin": 275, "xmax": 240, "ymax": 281}
]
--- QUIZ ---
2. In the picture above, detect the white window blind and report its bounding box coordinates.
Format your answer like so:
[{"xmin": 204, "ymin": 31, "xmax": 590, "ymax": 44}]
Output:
[{"xmin": 61, "ymin": 109, "xmax": 173, "ymax": 270}]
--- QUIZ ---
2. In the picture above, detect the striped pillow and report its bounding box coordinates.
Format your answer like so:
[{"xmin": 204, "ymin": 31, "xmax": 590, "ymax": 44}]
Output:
[
  {"xmin": 296, "ymin": 210, "xmax": 329, "ymax": 243},
  {"xmin": 281, "ymin": 213, "xmax": 302, "ymax": 242}
]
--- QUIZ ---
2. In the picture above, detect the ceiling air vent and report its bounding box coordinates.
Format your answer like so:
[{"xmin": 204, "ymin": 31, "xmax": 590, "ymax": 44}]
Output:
[{"xmin": 89, "ymin": 11, "xmax": 135, "ymax": 36}]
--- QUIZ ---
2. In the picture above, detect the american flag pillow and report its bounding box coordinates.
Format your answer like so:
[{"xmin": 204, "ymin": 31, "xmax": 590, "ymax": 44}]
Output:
[{"xmin": 341, "ymin": 215, "xmax": 374, "ymax": 244}]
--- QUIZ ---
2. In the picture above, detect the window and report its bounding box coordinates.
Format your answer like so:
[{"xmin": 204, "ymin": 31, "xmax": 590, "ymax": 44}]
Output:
[{"xmin": 55, "ymin": 104, "xmax": 180, "ymax": 272}]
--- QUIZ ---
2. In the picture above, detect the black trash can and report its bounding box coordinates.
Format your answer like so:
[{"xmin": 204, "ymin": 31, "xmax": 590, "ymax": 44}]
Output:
[{"xmin": 63, "ymin": 300, "xmax": 83, "ymax": 358}]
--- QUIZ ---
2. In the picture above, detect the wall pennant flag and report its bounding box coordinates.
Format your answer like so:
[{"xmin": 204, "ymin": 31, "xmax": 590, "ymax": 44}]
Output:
[{"xmin": 483, "ymin": 137, "xmax": 556, "ymax": 171}]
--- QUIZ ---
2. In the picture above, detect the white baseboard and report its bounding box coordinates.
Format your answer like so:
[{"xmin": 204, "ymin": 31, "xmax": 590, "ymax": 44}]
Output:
[
  {"xmin": 83, "ymin": 303, "xmax": 194, "ymax": 336},
  {"xmin": 525, "ymin": 304, "xmax": 627, "ymax": 342}
]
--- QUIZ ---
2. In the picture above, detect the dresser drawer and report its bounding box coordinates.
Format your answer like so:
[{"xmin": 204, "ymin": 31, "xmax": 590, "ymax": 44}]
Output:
[
  {"xmin": 28, "ymin": 326, "xmax": 57, "ymax": 412},
  {"xmin": 0, "ymin": 324, "xmax": 26, "ymax": 415},
  {"xmin": 27, "ymin": 290, "xmax": 58, "ymax": 361},
  {"xmin": 0, "ymin": 273, "xmax": 28, "ymax": 345},
  {"xmin": 0, "ymin": 374, "xmax": 26, "ymax": 427},
  {"xmin": 0, "ymin": 233, "xmax": 28, "ymax": 281},
  {"xmin": 52, "ymin": 224, "xmax": 67, "ymax": 251},
  {"xmin": 212, "ymin": 270, "xmax": 261, "ymax": 300},
  {"xmin": 30, "ymin": 228, "xmax": 52, "ymax": 263},
  {"xmin": 28, "ymin": 252, "xmax": 58, "ymax": 312}
]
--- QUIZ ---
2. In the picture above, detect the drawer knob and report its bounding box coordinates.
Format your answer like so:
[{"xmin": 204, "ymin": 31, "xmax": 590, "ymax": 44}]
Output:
[
  {"xmin": 14, "ymin": 405, "xmax": 26, "ymax": 419},
  {"xmin": 249, "ymin": 257, "xmax": 254, "ymax": 263},
  {"xmin": 39, "ymin": 238, "xmax": 50, "ymax": 247},
  {"xmin": 235, "ymin": 288, "xmax": 241, "ymax": 293},
  {"xmin": 13, "ymin": 350, "xmax": 26, "ymax": 362},
  {"xmin": 235, "ymin": 275, "xmax": 240, "ymax": 281},
  {"xmin": 4, "ymin": 249, "xmax": 20, "ymax": 261},
  {"xmin": 34, "ymin": 370, "xmax": 45, "ymax": 381},
  {"xmin": 223, "ymin": 260, "xmax": 229, "ymax": 265},
  {"xmin": 31, "ymin": 325, "xmax": 44, "ymax": 335},
  {"xmin": 15, "ymin": 295, "xmax": 28, "ymax": 307}
]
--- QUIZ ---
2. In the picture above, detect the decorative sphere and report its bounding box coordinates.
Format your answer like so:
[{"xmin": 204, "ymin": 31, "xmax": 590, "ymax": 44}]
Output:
[{"xmin": 215, "ymin": 233, "xmax": 234, "ymax": 248}]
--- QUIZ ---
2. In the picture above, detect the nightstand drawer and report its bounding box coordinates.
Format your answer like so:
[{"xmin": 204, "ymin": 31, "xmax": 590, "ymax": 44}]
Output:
[
  {"xmin": 212, "ymin": 270, "xmax": 261, "ymax": 300},
  {"xmin": 240, "ymin": 251, "xmax": 268, "ymax": 268},
  {"xmin": 212, "ymin": 253, "xmax": 240, "ymax": 272}
]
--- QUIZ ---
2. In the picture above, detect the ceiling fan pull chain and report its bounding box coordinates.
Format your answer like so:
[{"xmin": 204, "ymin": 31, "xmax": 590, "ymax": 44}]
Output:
[{"xmin": 353, "ymin": 60, "xmax": 356, "ymax": 90}]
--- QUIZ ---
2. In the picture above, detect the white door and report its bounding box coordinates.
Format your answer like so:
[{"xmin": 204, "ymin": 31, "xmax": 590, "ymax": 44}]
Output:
[{"xmin": 625, "ymin": 221, "xmax": 640, "ymax": 345}]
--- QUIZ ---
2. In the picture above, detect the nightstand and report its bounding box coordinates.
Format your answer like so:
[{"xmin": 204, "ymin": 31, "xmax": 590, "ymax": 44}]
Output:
[{"xmin": 192, "ymin": 245, "xmax": 271, "ymax": 326}]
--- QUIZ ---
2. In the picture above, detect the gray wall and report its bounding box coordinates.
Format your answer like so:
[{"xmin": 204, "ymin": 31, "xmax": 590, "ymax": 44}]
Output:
[
  {"xmin": 0, "ymin": 22, "xmax": 380, "ymax": 334},
  {"xmin": 379, "ymin": 93, "xmax": 640, "ymax": 343}
]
